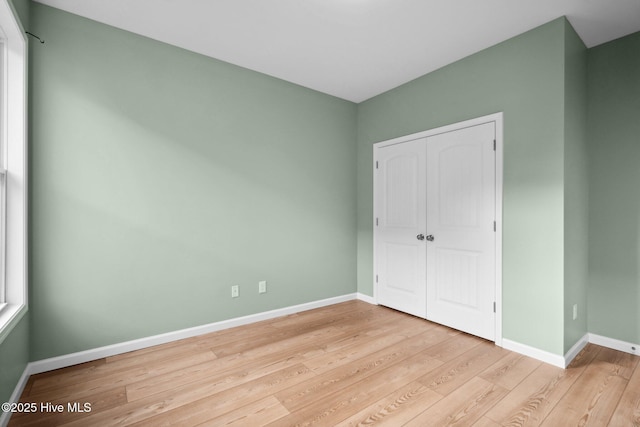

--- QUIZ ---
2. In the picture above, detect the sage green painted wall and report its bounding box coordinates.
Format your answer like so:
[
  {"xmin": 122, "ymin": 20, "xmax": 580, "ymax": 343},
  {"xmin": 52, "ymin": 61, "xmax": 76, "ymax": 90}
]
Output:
[
  {"xmin": 563, "ymin": 23, "xmax": 589, "ymax": 353},
  {"xmin": 587, "ymin": 31, "xmax": 640, "ymax": 344},
  {"xmin": 9, "ymin": 0, "xmax": 29, "ymax": 29},
  {"xmin": 0, "ymin": 0, "xmax": 30, "ymax": 405},
  {"xmin": 357, "ymin": 19, "xmax": 567, "ymax": 355},
  {"xmin": 29, "ymin": 3, "xmax": 357, "ymax": 360}
]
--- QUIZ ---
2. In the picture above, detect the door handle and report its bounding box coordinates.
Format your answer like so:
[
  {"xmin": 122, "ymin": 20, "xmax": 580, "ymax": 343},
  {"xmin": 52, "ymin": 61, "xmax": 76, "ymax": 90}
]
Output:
[
  {"xmin": 416, "ymin": 234, "xmax": 425, "ymax": 241},
  {"xmin": 426, "ymin": 235, "xmax": 434, "ymax": 242}
]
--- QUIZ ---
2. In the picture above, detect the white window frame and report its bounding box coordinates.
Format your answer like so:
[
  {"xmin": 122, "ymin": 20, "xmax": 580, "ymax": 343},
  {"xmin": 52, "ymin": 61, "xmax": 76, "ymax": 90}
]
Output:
[{"xmin": 0, "ymin": 0, "xmax": 28, "ymax": 341}]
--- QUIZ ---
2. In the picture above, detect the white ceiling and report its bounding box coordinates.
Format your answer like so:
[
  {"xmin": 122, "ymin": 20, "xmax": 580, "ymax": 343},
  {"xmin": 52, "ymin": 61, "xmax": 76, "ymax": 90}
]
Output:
[{"xmin": 34, "ymin": 0, "xmax": 640, "ymax": 103}]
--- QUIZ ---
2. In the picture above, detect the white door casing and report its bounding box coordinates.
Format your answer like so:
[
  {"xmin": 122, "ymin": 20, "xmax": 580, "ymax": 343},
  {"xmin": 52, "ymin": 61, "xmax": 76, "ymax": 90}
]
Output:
[{"xmin": 373, "ymin": 113, "xmax": 503, "ymax": 344}]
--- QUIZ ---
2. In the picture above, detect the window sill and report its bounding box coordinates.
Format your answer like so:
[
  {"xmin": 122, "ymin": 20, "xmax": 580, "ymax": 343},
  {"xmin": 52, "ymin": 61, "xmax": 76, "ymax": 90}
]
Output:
[{"xmin": 0, "ymin": 303, "xmax": 27, "ymax": 345}]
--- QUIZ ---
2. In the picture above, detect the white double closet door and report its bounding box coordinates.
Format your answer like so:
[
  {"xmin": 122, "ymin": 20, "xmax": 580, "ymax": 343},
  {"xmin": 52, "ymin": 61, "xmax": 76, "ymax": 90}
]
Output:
[{"xmin": 374, "ymin": 120, "xmax": 497, "ymax": 341}]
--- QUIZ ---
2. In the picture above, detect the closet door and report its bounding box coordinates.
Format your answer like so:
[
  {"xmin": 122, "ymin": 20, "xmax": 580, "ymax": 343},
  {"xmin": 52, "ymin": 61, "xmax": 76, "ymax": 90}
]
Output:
[
  {"xmin": 374, "ymin": 139, "xmax": 427, "ymax": 318},
  {"xmin": 425, "ymin": 123, "xmax": 496, "ymax": 340}
]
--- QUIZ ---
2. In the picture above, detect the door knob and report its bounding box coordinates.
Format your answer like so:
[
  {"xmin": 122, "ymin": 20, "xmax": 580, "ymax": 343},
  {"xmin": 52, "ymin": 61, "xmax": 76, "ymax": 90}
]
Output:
[
  {"xmin": 416, "ymin": 234, "xmax": 425, "ymax": 241},
  {"xmin": 426, "ymin": 235, "xmax": 434, "ymax": 242}
]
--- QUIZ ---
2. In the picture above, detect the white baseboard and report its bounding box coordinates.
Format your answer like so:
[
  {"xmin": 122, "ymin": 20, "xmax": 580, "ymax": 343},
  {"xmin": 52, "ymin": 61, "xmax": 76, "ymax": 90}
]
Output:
[
  {"xmin": 503, "ymin": 332, "xmax": 639, "ymax": 370},
  {"xmin": 564, "ymin": 334, "xmax": 589, "ymax": 367},
  {"xmin": 356, "ymin": 292, "xmax": 376, "ymax": 305},
  {"xmin": 502, "ymin": 339, "xmax": 566, "ymax": 368},
  {"xmin": 589, "ymin": 333, "xmax": 640, "ymax": 356},
  {"xmin": 28, "ymin": 293, "xmax": 360, "ymax": 375}
]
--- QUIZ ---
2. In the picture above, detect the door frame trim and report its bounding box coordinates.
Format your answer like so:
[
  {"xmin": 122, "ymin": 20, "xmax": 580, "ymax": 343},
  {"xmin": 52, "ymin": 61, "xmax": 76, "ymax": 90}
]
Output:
[{"xmin": 373, "ymin": 112, "xmax": 503, "ymax": 347}]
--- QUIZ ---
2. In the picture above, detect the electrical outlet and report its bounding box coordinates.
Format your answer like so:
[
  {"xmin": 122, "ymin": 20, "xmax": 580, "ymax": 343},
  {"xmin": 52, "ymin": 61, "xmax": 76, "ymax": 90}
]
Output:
[
  {"xmin": 573, "ymin": 304, "xmax": 578, "ymax": 320},
  {"xmin": 259, "ymin": 281, "xmax": 267, "ymax": 294},
  {"xmin": 231, "ymin": 285, "xmax": 239, "ymax": 298}
]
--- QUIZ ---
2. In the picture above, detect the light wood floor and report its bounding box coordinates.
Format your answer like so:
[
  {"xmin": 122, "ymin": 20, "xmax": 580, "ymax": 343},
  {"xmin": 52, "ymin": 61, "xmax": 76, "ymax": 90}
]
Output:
[{"xmin": 9, "ymin": 300, "xmax": 640, "ymax": 426}]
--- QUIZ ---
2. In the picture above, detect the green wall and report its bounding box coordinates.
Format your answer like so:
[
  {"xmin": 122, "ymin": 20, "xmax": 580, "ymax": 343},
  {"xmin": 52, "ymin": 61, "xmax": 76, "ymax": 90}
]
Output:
[
  {"xmin": 587, "ymin": 31, "xmax": 640, "ymax": 344},
  {"xmin": 9, "ymin": 0, "xmax": 29, "ymax": 29},
  {"xmin": 28, "ymin": 3, "xmax": 357, "ymax": 360},
  {"xmin": 357, "ymin": 19, "xmax": 570, "ymax": 355},
  {"xmin": 563, "ymin": 23, "xmax": 589, "ymax": 352}
]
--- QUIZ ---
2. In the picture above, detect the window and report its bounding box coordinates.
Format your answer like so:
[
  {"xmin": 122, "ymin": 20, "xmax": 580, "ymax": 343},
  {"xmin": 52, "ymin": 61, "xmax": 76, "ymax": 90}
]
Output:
[
  {"xmin": 0, "ymin": 0, "xmax": 27, "ymax": 339},
  {"xmin": 0, "ymin": 39, "xmax": 5, "ymax": 310}
]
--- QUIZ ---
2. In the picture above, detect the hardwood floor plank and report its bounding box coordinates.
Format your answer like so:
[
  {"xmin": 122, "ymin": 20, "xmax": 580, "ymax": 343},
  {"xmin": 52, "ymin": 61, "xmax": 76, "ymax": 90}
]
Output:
[
  {"xmin": 194, "ymin": 396, "xmax": 289, "ymax": 426},
  {"xmin": 105, "ymin": 338, "xmax": 219, "ymax": 364},
  {"xmin": 482, "ymin": 343, "xmax": 600, "ymax": 426},
  {"xmin": 206, "ymin": 309, "xmax": 390, "ymax": 358},
  {"xmin": 125, "ymin": 365, "xmax": 314, "ymax": 427},
  {"xmin": 30, "ymin": 352, "xmax": 215, "ymax": 400},
  {"xmin": 27, "ymin": 351, "xmax": 218, "ymax": 402},
  {"xmin": 567, "ymin": 342, "xmax": 602, "ymax": 369},
  {"xmin": 541, "ymin": 359, "xmax": 629, "ymax": 426},
  {"xmin": 60, "ymin": 364, "xmax": 315, "ymax": 427},
  {"xmin": 482, "ymin": 364, "xmax": 575, "ymax": 426},
  {"xmin": 478, "ymin": 352, "xmax": 542, "ymax": 390},
  {"xmin": 206, "ymin": 318, "xmax": 377, "ymax": 363},
  {"xmin": 204, "ymin": 328, "xmax": 299, "ymax": 358},
  {"xmin": 303, "ymin": 324, "xmax": 453, "ymax": 375},
  {"xmin": 198, "ymin": 301, "xmax": 377, "ymax": 356},
  {"xmin": 11, "ymin": 387, "xmax": 127, "ymax": 427},
  {"xmin": 25, "ymin": 359, "xmax": 107, "ymax": 385},
  {"xmin": 105, "ymin": 344, "xmax": 217, "ymax": 369},
  {"xmin": 27, "ymin": 359, "xmax": 114, "ymax": 395},
  {"xmin": 275, "ymin": 329, "xmax": 448, "ymax": 412},
  {"xmin": 127, "ymin": 317, "xmax": 373, "ymax": 402},
  {"xmin": 268, "ymin": 352, "xmax": 444, "ymax": 427},
  {"xmin": 267, "ymin": 301, "xmax": 376, "ymax": 330},
  {"xmin": 610, "ymin": 360, "xmax": 640, "ymax": 426},
  {"xmin": 336, "ymin": 380, "xmax": 442, "ymax": 426},
  {"xmin": 472, "ymin": 416, "xmax": 502, "ymax": 426},
  {"xmin": 404, "ymin": 377, "xmax": 508, "ymax": 427},
  {"xmin": 314, "ymin": 327, "xmax": 400, "ymax": 355},
  {"xmin": 189, "ymin": 323, "xmax": 288, "ymax": 353},
  {"xmin": 126, "ymin": 315, "xmax": 381, "ymax": 402},
  {"xmin": 20, "ymin": 376, "xmax": 36, "ymax": 399},
  {"xmin": 593, "ymin": 346, "xmax": 640, "ymax": 380},
  {"xmin": 420, "ymin": 332, "xmax": 485, "ymax": 362},
  {"xmin": 277, "ymin": 329, "xmax": 456, "ymax": 411},
  {"xmin": 417, "ymin": 341, "xmax": 509, "ymax": 396},
  {"xmin": 126, "ymin": 346, "xmax": 313, "ymax": 402},
  {"xmin": 300, "ymin": 309, "xmax": 435, "ymax": 358}
]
